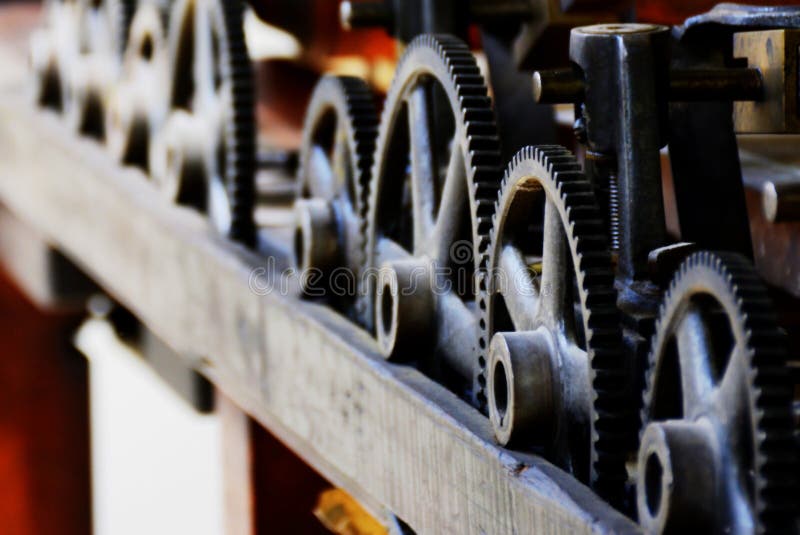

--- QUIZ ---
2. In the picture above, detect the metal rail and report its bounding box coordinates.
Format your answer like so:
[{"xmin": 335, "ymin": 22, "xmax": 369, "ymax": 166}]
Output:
[{"xmin": 0, "ymin": 62, "xmax": 638, "ymax": 535}]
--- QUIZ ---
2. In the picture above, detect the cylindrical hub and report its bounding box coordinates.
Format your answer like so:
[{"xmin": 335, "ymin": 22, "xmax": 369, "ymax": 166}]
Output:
[
  {"xmin": 375, "ymin": 258, "xmax": 434, "ymax": 360},
  {"xmin": 488, "ymin": 330, "xmax": 555, "ymax": 446},
  {"xmin": 294, "ymin": 198, "xmax": 339, "ymax": 293},
  {"xmin": 637, "ymin": 421, "xmax": 719, "ymax": 533}
]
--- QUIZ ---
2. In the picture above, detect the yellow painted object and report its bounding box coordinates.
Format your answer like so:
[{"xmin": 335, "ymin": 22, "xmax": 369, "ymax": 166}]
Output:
[{"xmin": 314, "ymin": 488, "xmax": 388, "ymax": 535}]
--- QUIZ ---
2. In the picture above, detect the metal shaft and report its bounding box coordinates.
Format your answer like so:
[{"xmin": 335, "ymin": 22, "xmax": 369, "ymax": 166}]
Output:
[{"xmin": 533, "ymin": 67, "xmax": 764, "ymax": 104}]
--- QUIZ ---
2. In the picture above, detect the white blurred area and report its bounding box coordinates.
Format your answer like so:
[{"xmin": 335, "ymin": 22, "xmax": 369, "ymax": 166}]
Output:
[
  {"xmin": 244, "ymin": 8, "xmax": 301, "ymax": 61},
  {"xmin": 76, "ymin": 320, "xmax": 225, "ymax": 535}
]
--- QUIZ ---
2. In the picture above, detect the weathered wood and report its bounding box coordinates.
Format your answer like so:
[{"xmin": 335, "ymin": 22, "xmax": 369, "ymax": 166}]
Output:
[
  {"xmin": 0, "ymin": 206, "xmax": 95, "ymax": 309},
  {"xmin": 0, "ymin": 94, "xmax": 639, "ymax": 534}
]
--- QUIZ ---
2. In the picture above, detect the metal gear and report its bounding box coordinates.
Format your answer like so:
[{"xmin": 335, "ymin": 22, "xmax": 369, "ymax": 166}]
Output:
[
  {"xmin": 30, "ymin": 0, "xmax": 81, "ymax": 111},
  {"xmin": 293, "ymin": 75, "xmax": 378, "ymax": 323},
  {"xmin": 149, "ymin": 0, "xmax": 256, "ymax": 246},
  {"xmin": 479, "ymin": 145, "xmax": 635, "ymax": 507},
  {"xmin": 63, "ymin": 0, "xmax": 135, "ymax": 136},
  {"xmin": 364, "ymin": 34, "xmax": 503, "ymax": 393},
  {"xmin": 106, "ymin": 0, "xmax": 170, "ymax": 167},
  {"xmin": 638, "ymin": 251, "xmax": 799, "ymax": 534}
]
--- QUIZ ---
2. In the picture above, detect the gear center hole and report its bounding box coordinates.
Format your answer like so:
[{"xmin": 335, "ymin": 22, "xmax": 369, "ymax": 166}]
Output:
[
  {"xmin": 493, "ymin": 359, "xmax": 509, "ymax": 423},
  {"xmin": 644, "ymin": 452, "xmax": 663, "ymax": 518},
  {"xmin": 381, "ymin": 284, "xmax": 394, "ymax": 337}
]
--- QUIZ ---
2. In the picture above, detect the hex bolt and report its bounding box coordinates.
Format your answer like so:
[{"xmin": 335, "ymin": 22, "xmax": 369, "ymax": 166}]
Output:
[
  {"xmin": 375, "ymin": 258, "xmax": 434, "ymax": 361},
  {"xmin": 339, "ymin": 1, "xmax": 393, "ymax": 31},
  {"xmin": 488, "ymin": 330, "xmax": 555, "ymax": 447},
  {"xmin": 762, "ymin": 181, "xmax": 800, "ymax": 223},
  {"xmin": 294, "ymin": 198, "xmax": 339, "ymax": 293},
  {"xmin": 637, "ymin": 421, "xmax": 718, "ymax": 533}
]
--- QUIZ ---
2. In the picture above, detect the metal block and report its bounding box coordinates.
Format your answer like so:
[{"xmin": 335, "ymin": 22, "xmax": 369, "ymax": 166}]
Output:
[{"xmin": 734, "ymin": 29, "xmax": 800, "ymax": 133}]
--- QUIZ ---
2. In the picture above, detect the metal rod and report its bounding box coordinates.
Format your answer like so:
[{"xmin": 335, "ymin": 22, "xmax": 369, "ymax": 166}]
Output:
[{"xmin": 533, "ymin": 67, "xmax": 764, "ymax": 104}]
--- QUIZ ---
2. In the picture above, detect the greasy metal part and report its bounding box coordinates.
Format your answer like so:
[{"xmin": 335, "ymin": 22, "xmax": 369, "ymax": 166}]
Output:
[
  {"xmin": 533, "ymin": 67, "xmax": 763, "ymax": 104},
  {"xmin": 479, "ymin": 146, "xmax": 634, "ymax": 507},
  {"xmin": 150, "ymin": 0, "xmax": 256, "ymax": 246},
  {"xmin": 365, "ymin": 34, "xmax": 502, "ymax": 390},
  {"xmin": 639, "ymin": 251, "xmax": 799, "ymax": 534},
  {"xmin": 762, "ymin": 180, "xmax": 800, "ymax": 223},
  {"xmin": 293, "ymin": 76, "xmax": 377, "ymax": 324},
  {"xmin": 734, "ymin": 29, "xmax": 800, "ymax": 134},
  {"xmin": 569, "ymin": 23, "xmax": 669, "ymax": 281},
  {"xmin": 106, "ymin": 0, "xmax": 169, "ymax": 169}
]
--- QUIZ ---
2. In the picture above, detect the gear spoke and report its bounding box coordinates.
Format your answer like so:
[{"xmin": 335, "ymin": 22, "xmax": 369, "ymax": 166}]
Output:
[
  {"xmin": 538, "ymin": 197, "xmax": 569, "ymax": 330},
  {"xmin": 496, "ymin": 245, "xmax": 539, "ymax": 330},
  {"xmin": 429, "ymin": 147, "xmax": 466, "ymax": 263},
  {"xmin": 406, "ymin": 83, "xmax": 438, "ymax": 247},
  {"xmin": 307, "ymin": 145, "xmax": 336, "ymax": 199},
  {"xmin": 674, "ymin": 306, "xmax": 715, "ymax": 417}
]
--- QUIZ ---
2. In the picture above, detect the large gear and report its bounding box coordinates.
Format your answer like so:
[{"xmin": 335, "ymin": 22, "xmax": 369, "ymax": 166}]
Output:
[
  {"xmin": 149, "ymin": 0, "xmax": 256, "ymax": 246},
  {"xmin": 479, "ymin": 145, "xmax": 635, "ymax": 507},
  {"xmin": 363, "ymin": 34, "xmax": 503, "ymax": 392},
  {"xmin": 293, "ymin": 75, "xmax": 378, "ymax": 323},
  {"xmin": 638, "ymin": 251, "xmax": 799, "ymax": 534}
]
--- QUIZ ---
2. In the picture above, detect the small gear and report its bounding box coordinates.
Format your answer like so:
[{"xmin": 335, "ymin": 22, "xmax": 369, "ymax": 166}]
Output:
[
  {"xmin": 479, "ymin": 145, "xmax": 635, "ymax": 507},
  {"xmin": 363, "ymin": 34, "xmax": 502, "ymax": 393},
  {"xmin": 293, "ymin": 75, "xmax": 378, "ymax": 323},
  {"xmin": 638, "ymin": 251, "xmax": 799, "ymax": 534},
  {"xmin": 150, "ymin": 0, "xmax": 256, "ymax": 246}
]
